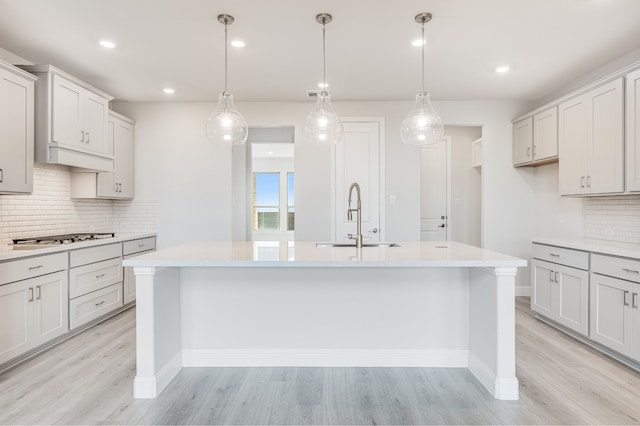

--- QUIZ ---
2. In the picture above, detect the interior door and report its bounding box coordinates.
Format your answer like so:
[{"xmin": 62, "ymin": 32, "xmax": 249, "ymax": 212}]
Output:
[
  {"xmin": 420, "ymin": 139, "xmax": 449, "ymax": 241},
  {"xmin": 335, "ymin": 120, "xmax": 382, "ymax": 242}
]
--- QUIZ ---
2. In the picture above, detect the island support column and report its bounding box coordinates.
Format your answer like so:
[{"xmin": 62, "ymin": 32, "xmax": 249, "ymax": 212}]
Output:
[
  {"xmin": 133, "ymin": 266, "xmax": 183, "ymax": 399},
  {"xmin": 468, "ymin": 266, "xmax": 519, "ymax": 400}
]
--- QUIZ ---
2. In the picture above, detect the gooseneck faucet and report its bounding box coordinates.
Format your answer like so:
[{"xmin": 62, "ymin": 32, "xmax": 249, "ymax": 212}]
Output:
[{"xmin": 347, "ymin": 182, "xmax": 363, "ymax": 248}]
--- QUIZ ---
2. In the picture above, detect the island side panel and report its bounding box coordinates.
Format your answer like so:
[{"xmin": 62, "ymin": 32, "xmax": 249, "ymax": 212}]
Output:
[
  {"xmin": 133, "ymin": 266, "xmax": 183, "ymax": 399},
  {"xmin": 468, "ymin": 267, "xmax": 519, "ymax": 400},
  {"xmin": 180, "ymin": 267, "xmax": 470, "ymax": 367}
]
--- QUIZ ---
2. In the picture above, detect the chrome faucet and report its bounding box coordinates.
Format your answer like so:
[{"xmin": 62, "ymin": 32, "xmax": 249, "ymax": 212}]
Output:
[{"xmin": 347, "ymin": 182, "xmax": 363, "ymax": 248}]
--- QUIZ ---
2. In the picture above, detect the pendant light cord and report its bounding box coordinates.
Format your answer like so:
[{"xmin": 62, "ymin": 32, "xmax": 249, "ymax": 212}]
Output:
[
  {"xmin": 224, "ymin": 20, "xmax": 228, "ymax": 95},
  {"xmin": 421, "ymin": 20, "xmax": 425, "ymax": 94},
  {"xmin": 322, "ymin": 20, "xmax": 327, "ymax": 90}
]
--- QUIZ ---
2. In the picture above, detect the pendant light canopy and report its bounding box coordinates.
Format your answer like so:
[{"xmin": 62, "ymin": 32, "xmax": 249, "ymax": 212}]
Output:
[
  {"xmin": 401, "ymin": 13, "xmax": 444, "ymax": 146},
  {"xmin": 205, "ymin": 14, "xmax": 248, "ymax": 146},
  {"xmin": 303, "ymin": 13, "xmax": 343, "ymax": 144}
]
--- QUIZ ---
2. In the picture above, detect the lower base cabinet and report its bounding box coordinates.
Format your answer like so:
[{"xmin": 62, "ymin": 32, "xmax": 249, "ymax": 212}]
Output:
[
  {"xmin": 532, "ymin": 258, "xmax": 589, "ymax": 336},
  {"xmin": 0, "ymin": 271, "xmax": 68, "ymax": 365},
  {"xmin": 122, "ymin": 237, "xmax": 157, "ymax": 305},
  {"xmin": 69, "ymin": 283, "xmax": 123, "ymax": 329},
  {"xmin": 590, "ymin": 273, "xmax": 640, "ymax": 360}
]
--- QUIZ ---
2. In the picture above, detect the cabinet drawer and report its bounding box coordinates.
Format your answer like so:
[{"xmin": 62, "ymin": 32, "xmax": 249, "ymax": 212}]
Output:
[
  {"xmin": 532, "ymin": 244, "xmax": 589, "ymax": 270},
  {"xmin": 591, "ymin": 254, "xmax": 640, "ymax": 283},
  {"xmin": 123, "ymin": 237, "xmax": 156, "ymax": 256},
  {"xmin": 0, "ymin": 252, "xmax": 67, "ymax": 285},
  {"xmin": 69, "ymin": 257, "xmax": 123, "ymax": 298},
  {"xmin": 69, "ymin": 243, "xmax": 121, "ymax": 268},
  {"xmin": 69, "ymin": 283, "xmax": 122, "ymax": 329}
]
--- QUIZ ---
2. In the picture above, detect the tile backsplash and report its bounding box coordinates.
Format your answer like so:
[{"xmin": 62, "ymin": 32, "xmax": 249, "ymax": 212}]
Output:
[
  {"xmin": 0, "ymin": 165, "xmax": 157, "ymax": 246},
  {"xmin": 584, "ymin": 195, "xmax": 640, "ymax": 244}
]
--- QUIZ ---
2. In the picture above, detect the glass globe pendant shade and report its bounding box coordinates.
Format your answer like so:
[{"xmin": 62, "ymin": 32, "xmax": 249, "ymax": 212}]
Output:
[
  {"xmin": 303, "ymin": 91, "xmax": 343, "ymax": 144},
  {"xmin": 400, "ymin": 92, "xmax": 444, "ymax": 146},
  {"xmin": 205, "ymin": 92, "xmax": 248, "ymax": 146}
]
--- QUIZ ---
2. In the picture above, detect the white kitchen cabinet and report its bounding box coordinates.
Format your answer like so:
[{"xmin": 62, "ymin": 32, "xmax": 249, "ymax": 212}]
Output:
[
  {"xmin": 558, "ymin": 78, "xmax": 624, "ymax": 196},
  {"xmin": 71, "ymin": 112, "xmax": 134, "ymax": 199},
  {"xmin": 512, "ymin": 107, "xmax": 558, "ymax": 167},
  {"xmin": 122, "ymin": 237, "xmax": 156, "ymax": 305},
  {"xmin": 626, "ymin": 68, "xmax": 640, "ymax": 192},
  {"xmin": 0, "ymin": 271, "xmax": 68, "ymax": 365},
  {"xmin": 531, "ymin": 243, "xmax": 590, "ymax": 336},
  {"xmin": 513, "ymin": 117, "xmax": 533, "ymax": 165},
  {"xmin": 19, "ymin": 64, "xmax": 114, "ymax": 172},
  {"xmin": 590, "ymin": 273, "xmax": 634, "ymax": 357},
  {"xmin": 0, "ymin": 60, "xmax": 36, "ymax": 194}
]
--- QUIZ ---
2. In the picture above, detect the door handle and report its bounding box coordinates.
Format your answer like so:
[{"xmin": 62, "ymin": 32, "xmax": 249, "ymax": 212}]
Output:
[
  {"xmin": 633, "ymin": 292, "xmax": 638, "ymax": 309},
  {"xmin": 549, "ymin": 270, "xmax": 554, "ymax": 282},
  {"xmin": 624, "ymin": 290, "xmax": 630, "ymax": 306},
  {"xmin": 581, "ymin": 176, "xmax": 585, "ymax": 188},
  {"xmin": 36, "ymin": 286, "xmax": 41, "ymax": 300},
  {"xmin": 28, "ymin": 287, "xmax": 34, "ymax": 302},
  {"xmin": 554, "ymin": 271, "xmax": 559, "ymax": 283},
  {"xmin": 438, "ymin": 224, "xmax": 446, "ymax": 228},
  {"xmin": 527, "ymin": 147, "xmax": 531, "ymax": 158},
  {"xmin": 371, "ymin": 228, "xmax": 378, "ymax": 234}
]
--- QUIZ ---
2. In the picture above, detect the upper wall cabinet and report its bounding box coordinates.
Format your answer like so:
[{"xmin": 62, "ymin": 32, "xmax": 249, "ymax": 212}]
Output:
[
  {"xmin": 19, "ymin": 65, "xmax": 114, "ymax": 172},
  {"xmin": 512, "ymin": 106, "xmax": 558, "ymax": 167},
  {"xmin": 0, "ymin": 60, "xmax": 36, "ymax": 194},
  {"xmin": 558, "ymin": 78, "xmax": 624, "ymax": 196},
  {"xmin": 626, "ymin": 69, "xmax": 640, "ymax": 192},
  {"xmin": 71, "ymin": 111, "xmax": 135, "ymax": 200}
]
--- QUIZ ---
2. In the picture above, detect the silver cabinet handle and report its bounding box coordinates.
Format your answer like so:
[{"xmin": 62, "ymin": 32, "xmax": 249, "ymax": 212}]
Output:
[
  {"xmin": 623, "ymin": 268, "xmax": 640, "ymax": 274},
  {"xmin": 532, "ymin": 145, "xmax": 537, "ymax": 158},
  {"xmin": 438, "ymin": 224, "xmax": 446, "ymax": 228},
  {"xmin": 554, "ymin": 271, "xmax": 559, "ymax": 283},
  {"xmin": 633, "ymin": 292, "xmax": 638, "ymax": 309},
  {"xmin": 86, "ymin": 132, "xmax": 90, "ymax": 143},
  {"xmin": 95, "ymin": 300, "xmax": 105, "ymax": 306},
  {"xmin": 587, "ymin": 175, "xmax": 591, "ymax": 188},
  {"xmin": 28, "ymin": 265, "xmax": 44, "ymax": 271},
  {"xmin": 0, "ymin": 168, "xmax": 3, "ymax": 183},
  {"xmin": 81, "ymin": 130, "xmax": 85, "ymax": 143},
  {"xmin": 549, "ymin": 270, "xmax": 554, "ymax": 282},
  {"xmin": 371, "ymin": 228, "xmax": 378, "ymax": 234},
  {"xmin": 28, "ymin": 287, "xmax": 34, "ymax": 302},
  {"xmin": 95, "ymin": 273, "xmax": 107, "ymax": 279},
  {"xmin": 36, "ymin": 286, "xmax": 41, "ymax": 300},
  {"xmin": 527, "ymin": 147, "xmax": 531, "ymax": 158},
  {"xmin": 119, "ymin": 183, "xmax": 122, "ymax": 192},
  {"xmin": 624, "ymin": 290, "xmax": 630, "ymax": 306},
  {"xmin": 138, "ymin": 244, "xmax": 146, "ymax": 248},
  {"xmin": 581, "ymin": 176, "xmax": 585, "ymax": 188},
  {"xmin": 549, "ymin": 253, "xmax": 560, "ymax": 258}
]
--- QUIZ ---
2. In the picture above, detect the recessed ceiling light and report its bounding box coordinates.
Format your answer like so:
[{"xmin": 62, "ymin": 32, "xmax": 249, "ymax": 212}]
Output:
[
  {"xmin": 163, "ymin": 88, "xmax": 175, "ymax": 94},
  {"xmin": 231, "ymin": 40, "xmax": 245, "ymax": 48},
  {"xmin": 99, "ymin": 40, "xmax": 117, "ymax": 49},
  {"xmin": 411, "ymin": 39, "xmax": 425, "ymax": 47},
  {"xmin": 496, "ymin": 65, "xmax": 510, "ymax": 73},
  {"xmin": 317, "ymin": 82, "xmax": 329, "ymax": 89}
]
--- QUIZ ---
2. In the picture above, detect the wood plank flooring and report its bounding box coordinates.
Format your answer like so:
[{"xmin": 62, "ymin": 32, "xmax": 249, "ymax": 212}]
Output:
[{"xmin": 1, "ymin": 298, "xmax": 640, "ymax": 424}]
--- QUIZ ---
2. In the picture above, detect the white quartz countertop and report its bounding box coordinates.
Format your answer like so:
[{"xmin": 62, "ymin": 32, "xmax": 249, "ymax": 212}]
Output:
[
  {"xmin": 532, "ymin": 237, "xmax": 640, "ymax": 260},
  {"xmin": 122, "ymin": 240, "xmax": 527, "ymax": 268},
  {"xmin": 0, "ymin": 233, "xmax": 157, "ymax": 262}
]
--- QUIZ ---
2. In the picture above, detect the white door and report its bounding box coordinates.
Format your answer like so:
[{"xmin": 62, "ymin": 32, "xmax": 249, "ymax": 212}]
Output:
[
  {"xmin": 590, "ymin": 272, "xmax": 633, "ymax": 357},
  {"xmin": 32, "ymin": 271, "xmax": 68, "ymax": 346},
  {"xmin": 335, "ymin": 120, "xmax": 384, "ymax": 242},
  {"xmin": 420, "ymin": 138, "xmax": 449, "ymax": 241},
  {"xmin": 556, "ymin": 264, "xmax": 589, "ymax": 336},
  {"xmin": 531, "ymin": 259, "xmax": 554, "ymax": 318}
]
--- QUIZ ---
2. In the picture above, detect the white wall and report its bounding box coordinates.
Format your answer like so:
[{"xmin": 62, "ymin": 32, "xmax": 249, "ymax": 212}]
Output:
[{"xmin": 114, "ymin": 98, "xmax": 534, "ymax": 290}]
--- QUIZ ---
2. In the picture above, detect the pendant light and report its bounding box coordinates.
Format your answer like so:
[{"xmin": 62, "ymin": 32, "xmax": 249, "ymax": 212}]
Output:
[
  {"xmin": 205, "ymin": 14, "xmax": 248, "ymax": 145},
  {"xmin": 303, "ymin": 13, "xmax": 343, "ymax": 144},
  {"xmin": 401, "ymin": 13, "xmax": 444, "ymax": 146}
]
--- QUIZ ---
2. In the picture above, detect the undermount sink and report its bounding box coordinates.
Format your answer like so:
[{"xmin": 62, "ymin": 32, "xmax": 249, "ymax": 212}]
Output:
[{"xmin": 315, "ymin": 242, "xmax": 400, "ymax": 248}]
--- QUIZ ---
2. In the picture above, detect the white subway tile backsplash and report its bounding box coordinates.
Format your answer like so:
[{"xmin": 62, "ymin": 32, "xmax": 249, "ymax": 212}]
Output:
[
  {"xmin": 0, "ymin": 165, "xmax": 157, "ymax": 246},
  {"xmin": 584, "ymin": 195, "xmax": 640, "ymax": 244}
]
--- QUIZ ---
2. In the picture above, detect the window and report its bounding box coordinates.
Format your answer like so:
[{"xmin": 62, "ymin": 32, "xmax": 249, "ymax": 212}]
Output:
[
  {"xmin": 252, "ymin": 173, "xmax": 280, "ymax": 230},
  {"xmin": 287, "ymin": 172, "xmax": 294, "ymax": 231}
]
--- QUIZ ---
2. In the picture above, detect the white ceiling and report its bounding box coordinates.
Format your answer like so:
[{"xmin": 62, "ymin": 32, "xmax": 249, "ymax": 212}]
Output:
[{"xmin": 1, "ymin": 0, "xmax": 640, "ymax": 103}]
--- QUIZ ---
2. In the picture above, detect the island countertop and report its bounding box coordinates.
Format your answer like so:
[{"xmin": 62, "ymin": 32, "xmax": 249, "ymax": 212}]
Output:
[{"xmin": 123, "ymin": 240, "xmax": 527, "ymax": 268}]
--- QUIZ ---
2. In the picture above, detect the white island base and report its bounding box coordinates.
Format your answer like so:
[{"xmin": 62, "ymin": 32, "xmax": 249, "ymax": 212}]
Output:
[{"xmin": 126, "ymin": 241, "xmax": 526, "ymax": 401}]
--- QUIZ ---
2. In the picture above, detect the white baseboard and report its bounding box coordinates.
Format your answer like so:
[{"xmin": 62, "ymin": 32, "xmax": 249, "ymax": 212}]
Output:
[
  {"xmin": 468, "ymin": 352, "xmax": 519, "ymax": 400},
  {"xmin": 182, "ymin": 348, "xmax": 469, "ymax": 368},
  {"xmin": 134, "ymin": 351, "xmax": 182, "ymax": 399},
  {"xmin": 515, "ymin": 285, "xmax": 531, "ymax": 297}
]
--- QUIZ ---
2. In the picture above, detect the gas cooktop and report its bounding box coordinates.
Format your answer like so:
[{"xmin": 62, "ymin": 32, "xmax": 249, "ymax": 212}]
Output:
[{"xmin": 12, "ymin": 232, "xmax": 115, "ymax": 249}]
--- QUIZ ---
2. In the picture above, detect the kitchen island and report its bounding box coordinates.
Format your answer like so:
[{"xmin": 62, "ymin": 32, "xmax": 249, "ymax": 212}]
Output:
[{"xmin": 124, "ymin": 241, "xmax": 526, "ymax": 400}]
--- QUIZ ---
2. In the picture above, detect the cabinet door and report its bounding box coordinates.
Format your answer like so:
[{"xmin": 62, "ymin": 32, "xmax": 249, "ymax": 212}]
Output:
[
  {"xmin": 590, "ymin": 273, "xmax": 633, "ymax": 357},
  {"xmin": 531, "ymin": 259, "xmax": 554, "ymax": 318},
  {"xmin": 83, "ymin": 92, "xmax": 109, "ymax": 155},
  {"xmin": 556, "ymin": 264, "xmax": 589, "ymax": 336},
  {"xmin": 114, "ymin": 119, "xmax": 134, "ymax": 198},
  {"xmin": 559, "ymin": 94, "xmax": 588, "ymax": 195},
  {"xmin": 96, "ymin": 119, "xmax": 118, "ymax": 198},
  {"xmin": 32, "ymin": 271, "xmax": 68, "ymax": 347},
  {"xmin": 533, "ymin": 107, "xmax": 558, "ymax": 161},
  {"xmin": 123, "ymin": 266, "xmax": 135, "ymax": 305},
  {"xmin": 51, "ymin": 75, "xmax": 83, "ymax": 148},
  {"xmin": 587, "ymin": 79, "xmax": 624, "ymax": 194},
  {"xmin": 0, "ymin": 66, "xmax": 34, "ymax": 194},
  {"xmin": 626, "ymin": 69, "xmax": 640, "ymax": 192},
  {"xmin": 0, "ymin": 281, "xmax": 33, "ymax": 365},
  {"xmin": 633, "ymin": 283, "xmax": 640, "ymax": 361},
  {"xmin": 513, "ymin": 117, "xmax": 533, "ymax": 165}
]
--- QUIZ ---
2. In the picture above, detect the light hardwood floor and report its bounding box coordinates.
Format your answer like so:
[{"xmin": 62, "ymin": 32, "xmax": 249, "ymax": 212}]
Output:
[{"xmin": 1, "ymin": 297, "xmax": 640, "ymax": 425}]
